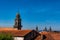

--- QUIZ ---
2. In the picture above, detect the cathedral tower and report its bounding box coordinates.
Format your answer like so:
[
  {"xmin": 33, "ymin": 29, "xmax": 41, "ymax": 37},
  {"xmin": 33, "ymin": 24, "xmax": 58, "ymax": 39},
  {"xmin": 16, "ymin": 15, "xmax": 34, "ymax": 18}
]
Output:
[{"xmin": 14, "ymin": 11, "xmax": 22, "ymax": 30}]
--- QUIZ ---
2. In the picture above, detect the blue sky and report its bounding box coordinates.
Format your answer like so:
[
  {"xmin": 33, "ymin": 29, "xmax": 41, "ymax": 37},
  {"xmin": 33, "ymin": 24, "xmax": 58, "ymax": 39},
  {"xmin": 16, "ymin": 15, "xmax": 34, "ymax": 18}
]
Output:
[{"xmin": 0, "ymin": 0, "xmax": 60, "ymax": 30}]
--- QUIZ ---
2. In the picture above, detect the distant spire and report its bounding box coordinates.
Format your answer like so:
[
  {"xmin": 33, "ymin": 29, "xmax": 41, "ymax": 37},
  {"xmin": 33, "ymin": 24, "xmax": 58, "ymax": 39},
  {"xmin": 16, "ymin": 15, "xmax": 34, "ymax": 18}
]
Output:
[
  {"xmin": 43, "ymin": 26, "xmax": 47, "ymax": 31},
  {"xmin": 48, "ymin": 26, "xmax": 52, "ymax": 32},
  {"xmin": 36, "ymin": 25, "xmax": 38, "ymax": 32},
  {"xmin": 14, "ymin": 9, "xmax": 22, "ymax": 30}
]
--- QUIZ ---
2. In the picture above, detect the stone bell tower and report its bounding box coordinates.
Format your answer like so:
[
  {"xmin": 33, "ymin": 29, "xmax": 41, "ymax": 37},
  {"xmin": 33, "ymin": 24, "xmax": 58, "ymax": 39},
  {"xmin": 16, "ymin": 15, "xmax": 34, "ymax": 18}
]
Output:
[{"xmin": 14, "ymin": 11, "xmax": 22, "ymax": 30}]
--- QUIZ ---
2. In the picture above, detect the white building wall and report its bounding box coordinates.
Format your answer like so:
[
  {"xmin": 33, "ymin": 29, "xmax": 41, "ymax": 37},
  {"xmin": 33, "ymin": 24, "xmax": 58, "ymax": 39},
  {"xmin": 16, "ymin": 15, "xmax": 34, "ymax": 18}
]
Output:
[{"xmin": 14, "ymin": 37, "xmax": 24, "ymax": 40}]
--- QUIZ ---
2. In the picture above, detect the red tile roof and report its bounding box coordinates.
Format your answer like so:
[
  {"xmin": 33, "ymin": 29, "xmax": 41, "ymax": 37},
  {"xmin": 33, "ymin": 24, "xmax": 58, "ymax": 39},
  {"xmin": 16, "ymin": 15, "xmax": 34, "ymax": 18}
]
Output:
[
  {"xmin": 1, "ymin": 28, "xmax": 60, "ymax": 40},
  {"xmin": 50, "ymin": 32, "xmax": 60, "ymax": 40},
  {"xmin": 0, "ymin": 28, "xmax": 32, "ymax": 37},
  {"xmin": 40, "ymin": 31, "xmax": 60, "ymax": 40},
  {"xmin": 0, "ymin": 28, "xmax": 17, "ymax": 30}
]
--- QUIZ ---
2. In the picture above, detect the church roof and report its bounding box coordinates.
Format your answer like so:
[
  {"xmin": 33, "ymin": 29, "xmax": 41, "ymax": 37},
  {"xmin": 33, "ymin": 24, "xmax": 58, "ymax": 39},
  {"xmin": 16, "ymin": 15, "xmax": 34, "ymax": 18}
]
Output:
[{"xmin": 0, "ymin": 28, "xmax": 32, "ymax": 37}]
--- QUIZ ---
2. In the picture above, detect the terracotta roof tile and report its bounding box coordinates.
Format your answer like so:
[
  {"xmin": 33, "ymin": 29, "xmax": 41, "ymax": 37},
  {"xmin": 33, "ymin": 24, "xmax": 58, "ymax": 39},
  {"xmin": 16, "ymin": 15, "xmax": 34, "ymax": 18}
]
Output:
[
  {"xmin": 0, "ymin": 28, "xmax": 32, "ymax": 37},
  {"xmin": 0, "ymin": 28, "xmax": 17, "ymax": 30},
  {"xmin": 40, "ymin": 31, "xmax": 60, "ymax": 40},
  {"xmin": 50, "ymin": 32, "xmax": 60, "ymax": 40}
]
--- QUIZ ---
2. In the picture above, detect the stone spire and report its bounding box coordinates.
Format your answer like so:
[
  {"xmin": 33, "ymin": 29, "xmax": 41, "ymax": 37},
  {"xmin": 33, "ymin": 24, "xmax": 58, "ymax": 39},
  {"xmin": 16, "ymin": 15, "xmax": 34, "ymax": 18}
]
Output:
[
  {"xmin": 14, "ymin": 10, "xmax": 22, "ymax": 30},
  {"xmin": 48, "ymin": 26, "xmax": 52, "ymax": 32},
  {"xmin": 36, "ymin": 25, "xmax": 38, "ymax": 32},
  {"xmin": 43, "ymin": 27, "xmax": 47, "ymax": 31}
]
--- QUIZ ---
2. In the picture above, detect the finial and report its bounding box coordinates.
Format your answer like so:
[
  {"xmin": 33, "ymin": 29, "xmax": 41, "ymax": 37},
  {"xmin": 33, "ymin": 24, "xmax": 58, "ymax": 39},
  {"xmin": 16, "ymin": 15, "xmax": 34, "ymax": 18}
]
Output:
[
  {"xmin": 18, "ymin": 8, "xmax": 20, "ymax": 13},
  {"xmin": 16, "ymin": 8, "xmax": 20, "ymax": 18}
]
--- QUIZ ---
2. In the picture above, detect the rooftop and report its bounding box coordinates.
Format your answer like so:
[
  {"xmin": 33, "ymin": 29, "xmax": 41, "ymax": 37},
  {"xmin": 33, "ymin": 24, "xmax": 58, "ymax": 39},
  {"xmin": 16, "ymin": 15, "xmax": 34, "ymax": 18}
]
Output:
[
  {"xmin": 40, "ymin": 31, "xmax": 60, "ymax": 40},
  {"xmin": 0, "ymin": 28, "xmax": 32, "ymax": 37}
]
